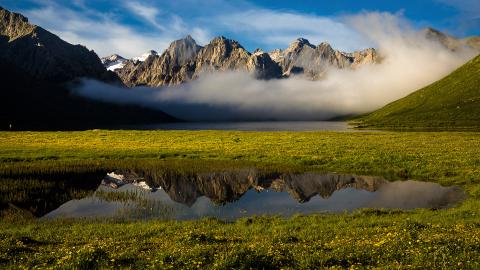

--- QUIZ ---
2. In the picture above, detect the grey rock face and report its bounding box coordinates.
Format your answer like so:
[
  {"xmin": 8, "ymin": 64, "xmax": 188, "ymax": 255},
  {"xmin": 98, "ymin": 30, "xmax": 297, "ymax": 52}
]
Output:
[
  {"xmin": 111, "ymin": 36, "xmax": 380, "ymax": 87},
  {"xmin": 116, "ymin": 36, "xmax": 283, "ymax": 87},
  {"xmin": 247, "ymin": 51, "xmax": 283, "ymax": 79},
  {"xmin": 194, "ymin": 36, "xmax": 250, "ymax": 73},
  {"xmin": 349, "ymin": 48, "xmax": 378, "ymax": 67},
  {"xmin": 101, "ymin": 54, "xmax": 125, "ymax": 65},
  {"xmin": 117, "ymin": 36, "xmax": 201, "ymax": 87},
  {"xmin": 268, "ymin": 39, "xmax": 379, "ymax": 79}
]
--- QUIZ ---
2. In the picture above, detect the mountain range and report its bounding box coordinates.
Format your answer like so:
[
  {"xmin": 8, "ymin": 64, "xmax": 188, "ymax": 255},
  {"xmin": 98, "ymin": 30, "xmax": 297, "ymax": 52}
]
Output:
[
  {"xmin": 102, "ymin": 28, "xmax": 480, "ymax": 88},
  {"xmin": 102, "ymin": 35, "xmax": 379, "ymax": 87},
  {"xmin": 1, "ymin": 6, "xmax": 479, "ymax": 129}
]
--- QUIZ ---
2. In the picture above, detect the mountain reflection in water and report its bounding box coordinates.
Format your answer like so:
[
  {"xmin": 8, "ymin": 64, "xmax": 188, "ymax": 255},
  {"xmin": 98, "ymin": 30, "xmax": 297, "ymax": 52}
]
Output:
[{"xmin": 44, "ymin": 168, "xmax": 466, "ymax": 221}]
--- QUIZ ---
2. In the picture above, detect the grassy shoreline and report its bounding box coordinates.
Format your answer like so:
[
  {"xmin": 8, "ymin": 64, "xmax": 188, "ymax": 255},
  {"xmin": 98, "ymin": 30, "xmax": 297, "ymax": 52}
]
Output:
[
  {"xmin": 1, "ymin": 130, "xmax": 480, "ymax": 188},
  {"xmin": 1, "ymin": 130, "xmax": 480, "ymax": 268}
]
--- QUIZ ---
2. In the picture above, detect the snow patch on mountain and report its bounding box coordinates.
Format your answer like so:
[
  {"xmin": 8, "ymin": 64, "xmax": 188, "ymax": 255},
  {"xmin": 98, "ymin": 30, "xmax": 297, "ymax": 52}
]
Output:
[
  {"xmin": 133, "ymin": 50, "xmax": 158, "ymax": 62},
  {"xmin": 101, "ymin": 51, "xmax": 159, "ymax": 71},
  {"xmin": 101, "ymin": 54, "xmax": 127, "ymax": 71},
  {"xmin": 106, "ymin": 62, "xmax": 126, "ymax": 71}
]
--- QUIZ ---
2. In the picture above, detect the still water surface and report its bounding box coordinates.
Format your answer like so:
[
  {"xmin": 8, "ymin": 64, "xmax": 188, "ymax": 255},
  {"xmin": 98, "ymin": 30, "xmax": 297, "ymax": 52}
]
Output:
[
  {"xmin": 114, "ymin": 121, "xmax": 368, "ymax": 131},
  {"xmin": 41, "ymin": 168, "xmax": 465, "ymax": 221}
]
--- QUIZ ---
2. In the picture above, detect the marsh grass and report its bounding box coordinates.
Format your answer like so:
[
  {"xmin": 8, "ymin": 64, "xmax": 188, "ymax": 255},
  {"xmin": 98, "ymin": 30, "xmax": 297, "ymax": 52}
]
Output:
[{"xmin": 0, "ymin": 173, "xmax": 100, "ymax": 218}]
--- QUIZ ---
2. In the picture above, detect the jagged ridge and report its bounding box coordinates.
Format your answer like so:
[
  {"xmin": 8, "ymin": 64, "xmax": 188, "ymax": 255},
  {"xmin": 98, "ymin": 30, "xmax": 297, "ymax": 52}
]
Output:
[{"xmin": 110, "ymin": 36, "xmax": 379, "ymax": 87}]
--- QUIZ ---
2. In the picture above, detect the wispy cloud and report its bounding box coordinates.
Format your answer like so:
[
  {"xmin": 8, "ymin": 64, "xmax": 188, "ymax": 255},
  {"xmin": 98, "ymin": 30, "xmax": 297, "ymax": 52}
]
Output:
[
  {"xmin": 215, "ymin": 9, "xmax": 372, "ymax": 51},
  {"xmin": 124, "ymin": 1, "xmax": 165, "ymax": 31},
  {"xmin": 23, "ymin": 2, "xmax": 169, "ymax": 57},
  {"xmin": 14, "ymin": 0, "xmax": 376, "ymax": 58},
  {"xmin": 19, "ymin": 0, "xmax": 213, "ymax": 58}
]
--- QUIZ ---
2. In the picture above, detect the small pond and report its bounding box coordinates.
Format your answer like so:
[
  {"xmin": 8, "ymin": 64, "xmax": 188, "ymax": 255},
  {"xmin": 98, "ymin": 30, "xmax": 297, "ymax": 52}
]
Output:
[{"xmin": 28, "ymin": 168, "xmax": 467, "ymax": 221}]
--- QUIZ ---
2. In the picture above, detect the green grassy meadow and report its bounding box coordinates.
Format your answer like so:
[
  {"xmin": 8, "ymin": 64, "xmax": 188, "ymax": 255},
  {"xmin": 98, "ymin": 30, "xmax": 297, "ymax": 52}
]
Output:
[
  {"xmin": 1, "ymin": 130, "xmax": 480, "ymax": 269},
  {"xmin": 357, "ymin": 54, "xmax": 480, "ymax": 130}
]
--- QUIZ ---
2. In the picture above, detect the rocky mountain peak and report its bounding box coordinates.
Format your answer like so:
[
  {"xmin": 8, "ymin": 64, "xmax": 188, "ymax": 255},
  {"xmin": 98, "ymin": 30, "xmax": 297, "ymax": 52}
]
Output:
[
  {"xmin": 209, "ymin": 36, "xmax": 245, "ymax": 49},
  {"xmin": 0, "ymin": 6, "xmax": 27, "ymax": 22},
  {"xmin": 316, "ymin": 42, "xmax": 335, "ymax": 54},
  {"xmin": 133, "ymin": 50, "xmax": 158, "ymax": 62},
  {"xmin": 101, "ymin": 54, "xmax": 127, "ymax": 71},
  {"xmin": 247, "ymin": 51, "xmax": 282, "ymax": 79},
  {"xmin": 211, "ymin": 35, "xmax": 228, "ymax": 43},
  {"xmin": 268, "ymin": 48, "xmax": 283, "ymax": 62},
  {"xmin": 294, "ymin": 37, "xmax": 312, "ymax": 46},
  {"xmin": 422, "ymin": 27, "xmax": 480, "ymax": 52},
  {"xmin": 423, "ymin": 27, "xmax": 452, "ymax": 44},
  {"xmin": 148, "ymin": 50, "xmax": 158, "ymax": 54},
  {"xmin": 350, "ymin": 48, "xmax": 379, "ymax": 67},
  {"xmin": 0, "ymin": 6, "xmax": 36, "ymax": 41},
  {"xmin": 318, "ymin": 41, "xmax": 332, "ymax": 49},
  {"xmin": 287, "ymin": 38, "xmax": 315, "ymax": 51},
  {"xmin": 193, "ymin": 36, "xmax": 251, "ymax": 74},
  {"xmin": 169, "ymin": 35, "xmax": 198, "ymax": 49},
  {"xmin": 423, "ymin": 27, "xmax": 444, "ymax": 37},
  {"xmin": 101, "ymin": 54, "xmax": 125, "ymax": 63},
  {"xmin": 253, "ymin": 48, "xmax": 264, "ymax": 55},
  {"xmin": 165, "ymin": 35, "xmax": 202, "ymax": 66}
]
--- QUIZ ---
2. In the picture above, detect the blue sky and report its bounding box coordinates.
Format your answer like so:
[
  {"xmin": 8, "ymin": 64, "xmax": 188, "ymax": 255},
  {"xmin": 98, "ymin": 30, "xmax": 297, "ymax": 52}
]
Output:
[{"xmin": 1, "ymin": 0, "xmax": 478, "ymax": 57}]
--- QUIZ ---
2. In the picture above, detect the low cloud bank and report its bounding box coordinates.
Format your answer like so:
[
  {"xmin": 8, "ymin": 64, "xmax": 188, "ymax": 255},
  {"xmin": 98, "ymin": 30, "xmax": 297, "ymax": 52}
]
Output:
[{"xmin": 73, "ymin": 12, "xmax": 477, "ymax": 121}]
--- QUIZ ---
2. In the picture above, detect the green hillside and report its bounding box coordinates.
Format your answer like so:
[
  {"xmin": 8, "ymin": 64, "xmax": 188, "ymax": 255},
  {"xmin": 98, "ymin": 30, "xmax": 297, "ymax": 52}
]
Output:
[{"xmin": 357, "ymin": 54, "xmax": 480, "ymax": 130}]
